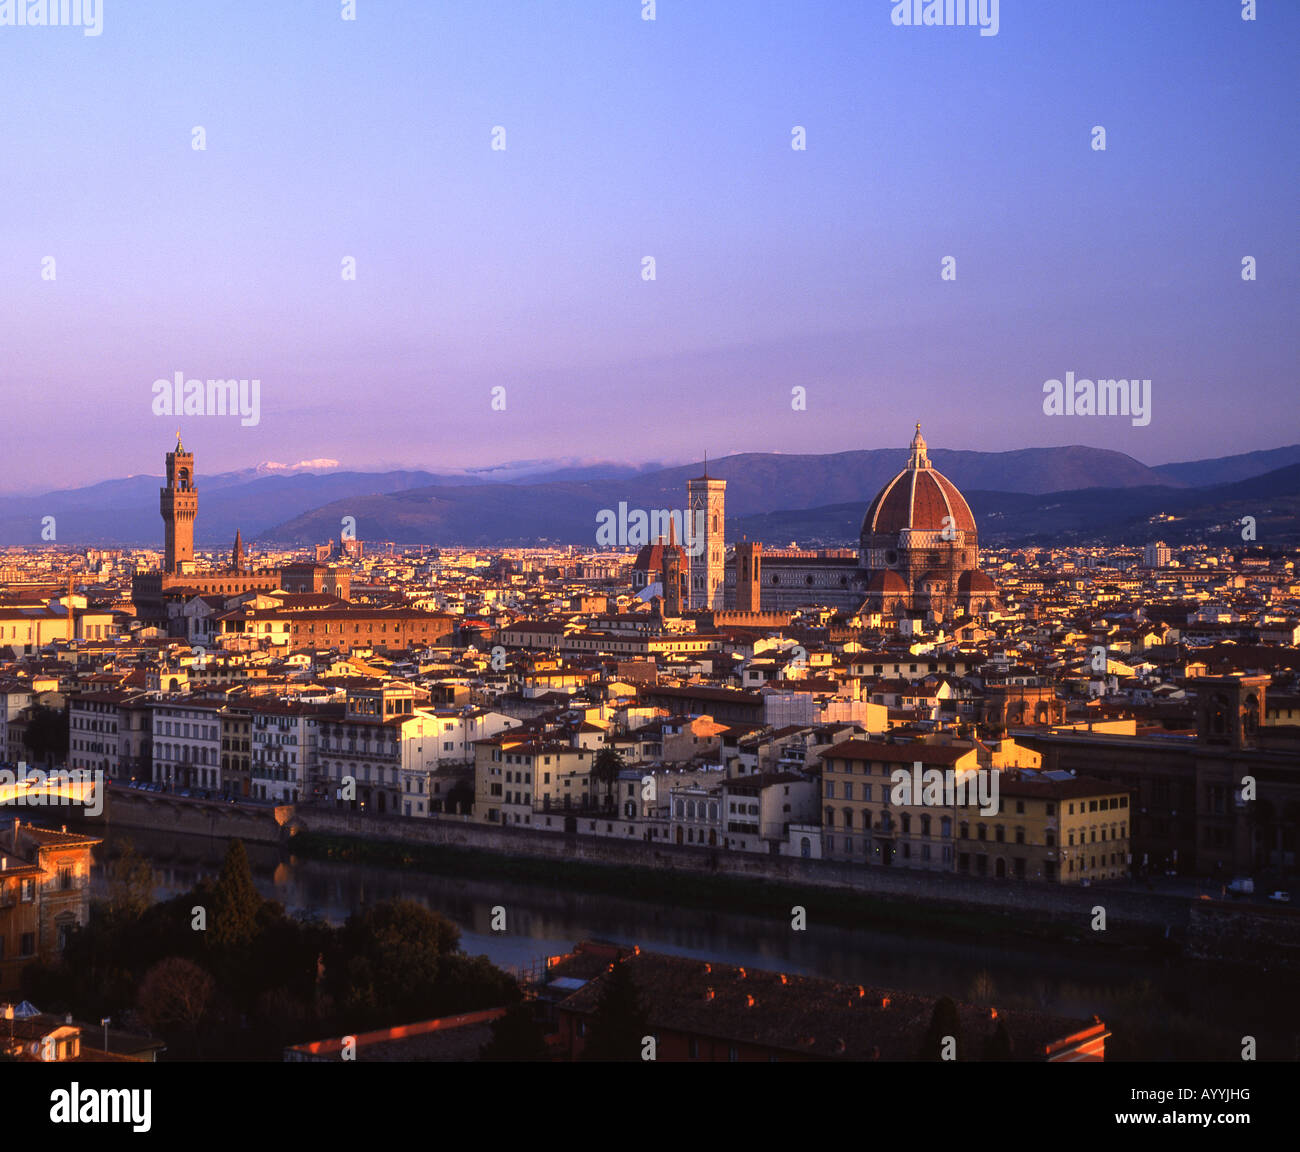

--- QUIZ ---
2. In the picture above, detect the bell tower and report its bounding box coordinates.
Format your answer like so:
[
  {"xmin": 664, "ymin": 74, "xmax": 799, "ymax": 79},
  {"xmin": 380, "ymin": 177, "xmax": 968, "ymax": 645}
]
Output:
[
  {"xmin": 161, "ymin": 432, "xmax": 197, "ymax": 574},
  {"xmin": 687, "ymin": 457, "xmax": 726, "ymax": 611}
]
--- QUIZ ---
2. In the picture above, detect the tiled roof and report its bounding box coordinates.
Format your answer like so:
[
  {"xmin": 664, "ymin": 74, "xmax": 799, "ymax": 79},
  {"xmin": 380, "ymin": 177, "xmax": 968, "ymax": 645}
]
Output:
[{"xmin": 553, "ymin": 947, "xmax": 1098, "ymax": 1061}]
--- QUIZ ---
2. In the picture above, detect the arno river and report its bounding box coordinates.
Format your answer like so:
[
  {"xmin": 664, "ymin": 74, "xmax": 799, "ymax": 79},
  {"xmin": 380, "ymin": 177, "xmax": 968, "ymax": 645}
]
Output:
[{"xmin": 87, "ymin": 824, "xmax": 1299, "ymax": 1055}]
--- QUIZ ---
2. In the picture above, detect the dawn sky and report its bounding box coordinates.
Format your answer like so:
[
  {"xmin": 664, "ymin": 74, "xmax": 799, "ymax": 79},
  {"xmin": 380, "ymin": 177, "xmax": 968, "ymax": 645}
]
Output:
[{"xmin": 1, "ymin": 0, "xmax": 1296, "ymax": 492}]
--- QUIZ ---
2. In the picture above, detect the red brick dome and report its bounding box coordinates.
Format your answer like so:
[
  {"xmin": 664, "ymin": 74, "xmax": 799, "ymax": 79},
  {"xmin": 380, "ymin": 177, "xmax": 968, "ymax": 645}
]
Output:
[{"xmin": 861, "ymin": 424, "xmax": 976, "ymax": 537}]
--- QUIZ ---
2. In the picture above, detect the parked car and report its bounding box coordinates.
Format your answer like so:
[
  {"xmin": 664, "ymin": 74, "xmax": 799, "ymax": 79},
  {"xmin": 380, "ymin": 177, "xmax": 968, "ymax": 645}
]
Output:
[
  {"xmin": 1268, "ymin": 891, "xmax": 1291, "ymax": 903},
  {"xmin": 1227, "ymin": 877, "xmax": 1254, "ymax": 896}
]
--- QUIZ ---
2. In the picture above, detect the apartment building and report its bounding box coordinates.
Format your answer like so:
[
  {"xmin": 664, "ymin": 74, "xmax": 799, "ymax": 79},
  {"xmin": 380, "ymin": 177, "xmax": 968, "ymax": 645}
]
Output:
[
  {"xmin": 0, "ymin": 820, "xmax": 99, "ymax": 997},
  {"xmin": 819, "ymin": 741, "xmax": 980, "ymax": 869},
  {"xmin": 149, "ymin": 697, "xmax": 224, "ymax": 792},
  {"xmin": 473, "ymin": 735, "xmax": 593, "ymax": 826}
]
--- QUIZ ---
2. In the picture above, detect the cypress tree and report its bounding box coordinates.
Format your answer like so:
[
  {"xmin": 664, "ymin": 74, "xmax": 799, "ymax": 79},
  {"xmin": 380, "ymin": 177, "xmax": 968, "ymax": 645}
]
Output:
[{"xmin": 581, "ymin": 959, "xmax": 650, "ymax": 1062}]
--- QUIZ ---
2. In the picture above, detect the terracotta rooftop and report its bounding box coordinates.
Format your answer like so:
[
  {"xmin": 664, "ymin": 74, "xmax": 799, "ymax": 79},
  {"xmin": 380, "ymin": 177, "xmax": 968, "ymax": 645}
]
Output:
[{"xmin": 551, "ymin": 945, "xmax": 1103, "ymax": 1061}]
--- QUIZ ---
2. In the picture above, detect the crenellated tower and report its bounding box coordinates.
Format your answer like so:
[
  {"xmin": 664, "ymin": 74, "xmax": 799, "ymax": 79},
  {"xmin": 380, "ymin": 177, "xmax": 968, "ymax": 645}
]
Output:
[{"xmin": 160, "ymin": 432, "xmax": 197, "ymax": 574}]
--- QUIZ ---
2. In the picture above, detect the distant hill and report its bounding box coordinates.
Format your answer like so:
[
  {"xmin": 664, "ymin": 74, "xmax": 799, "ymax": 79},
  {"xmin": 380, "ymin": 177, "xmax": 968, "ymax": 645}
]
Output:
[
  {"xmin": 259, "ymin": 445, "xmax": 1177, "ymax": 546},
  {"xmin": 0, "ymin": 442, "xmax": 1294, "ymax": 547},
  {"xmin": 1153, "ymin": 445, "xmax": 1300, "ymax": 487}
]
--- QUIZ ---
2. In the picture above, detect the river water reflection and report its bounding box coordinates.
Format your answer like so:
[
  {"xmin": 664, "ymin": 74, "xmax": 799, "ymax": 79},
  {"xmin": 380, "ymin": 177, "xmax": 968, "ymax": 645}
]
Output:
[{"xmin": 89, "ymin": 825, "xmax": 1298, "ymax": 1048}]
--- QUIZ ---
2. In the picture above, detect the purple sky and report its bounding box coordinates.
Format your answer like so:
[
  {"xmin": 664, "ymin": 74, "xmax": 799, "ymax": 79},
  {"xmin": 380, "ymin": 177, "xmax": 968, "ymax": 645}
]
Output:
[{"xmin": 1, "ymin": 0, "xmax": 1296, "ymax": 494}]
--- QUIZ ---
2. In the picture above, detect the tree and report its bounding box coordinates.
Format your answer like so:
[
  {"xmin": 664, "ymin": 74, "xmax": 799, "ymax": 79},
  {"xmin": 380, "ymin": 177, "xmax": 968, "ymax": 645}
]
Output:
[
  {"xmin": 592, "ymin": 747, "xmax": 625, "ymax": 811},
  {"xmin": 917, "ymin": 996, "xmax": 962, "ymax": 1061},
  {"xmin": 982, "ymin": 1017, "xmax": 1013, "ymax": 1061},
  {"xmin": 480, "ymin": 1002, "xmax": 550, "ymax": 1061},
  {"xmin": 208, "ymin": 839, "xmax": 262, "ymax": 951},
  {"xmin": 327, "ymin": 900, "xmax": 461, "ymax": 1027},
  {"xmin": 138, "ymin": 957, "xmax": 214, "ymax": 1037},
  {"xmin": 581, "ymin": 959, "xmax": 650, "ymax": 1062},
  {"xmin": 106, "ymin": 838, "xmax": 154, "ymax": 922}
]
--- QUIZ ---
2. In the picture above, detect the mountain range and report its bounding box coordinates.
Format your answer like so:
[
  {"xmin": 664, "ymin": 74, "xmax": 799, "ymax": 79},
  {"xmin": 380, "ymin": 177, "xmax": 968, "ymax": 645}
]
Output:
[{"xmin": 1, "ymin": 444, "xmax": 1297, "ymax": 550}]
